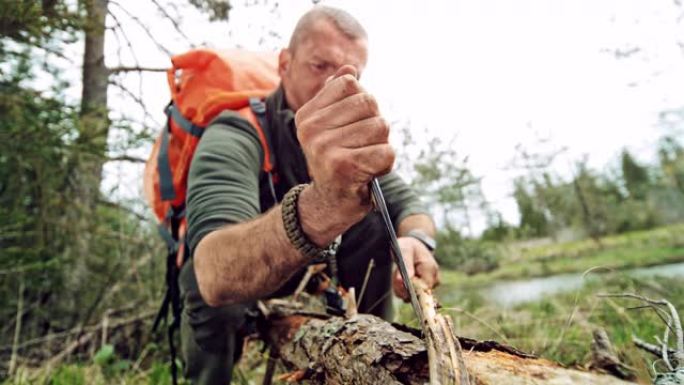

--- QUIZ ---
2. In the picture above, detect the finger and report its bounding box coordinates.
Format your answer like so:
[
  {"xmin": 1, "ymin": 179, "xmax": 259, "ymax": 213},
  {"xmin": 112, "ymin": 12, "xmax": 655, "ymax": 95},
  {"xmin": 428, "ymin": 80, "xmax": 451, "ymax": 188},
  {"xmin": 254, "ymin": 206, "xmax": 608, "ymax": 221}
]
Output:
[
  {"xmin": 330, "ymin": 64, "xmax": 358, "ymax": 81},
  {"xmin": 316, "ymin": 117, "xmax": 389, "ymax": 150},
  {"xmin": 394, "ymin": 243, "xmax": 415, "ymax": 300},
  {"xmin": 415, "ymin": 253, "xmax": 440, "ymax": 289},
  {"xmin": 347, "ymin": 144, "xmax": 396, "ymax": 177},
  {"xmin": 300, "ymin": 67, "xmax": 364, "ymax": 114},
  {"xmin": 317, "ymin": 145, "xmax": 394, "ymax": 187},
  {"xmin": 393, "ymin": 269, "xmax": 409, "ymax": 301},
  {"xmin": 310, "ymin": 92, "xmax": 380, "ymax": 130}
]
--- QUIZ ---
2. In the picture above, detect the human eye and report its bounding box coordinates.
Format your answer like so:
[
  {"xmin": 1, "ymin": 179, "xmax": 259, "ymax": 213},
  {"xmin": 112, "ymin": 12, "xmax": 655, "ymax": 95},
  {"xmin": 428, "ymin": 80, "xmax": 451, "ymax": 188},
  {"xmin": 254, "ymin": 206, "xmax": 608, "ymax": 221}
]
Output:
[{"xmin": 309, "ymin": 61, "xmax": 328, "ymax": 73}]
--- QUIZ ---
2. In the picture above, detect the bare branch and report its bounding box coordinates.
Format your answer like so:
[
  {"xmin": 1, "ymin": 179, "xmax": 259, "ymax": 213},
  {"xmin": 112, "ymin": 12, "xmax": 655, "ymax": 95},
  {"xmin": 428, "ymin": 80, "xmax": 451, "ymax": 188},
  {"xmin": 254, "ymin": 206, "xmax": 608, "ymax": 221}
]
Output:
[
  {"xmin": 36, "ymin": 43, "xmax": 75, "ymax": 64},
  {"xmin": 357, "ymin": 258, "xmax": 375, "ymax": 307},
  {"xmin": 107, "ymin": 9, "xmax": 141, "ymax": 71},
  {"xmin": 655, "ymin": 336, "xmax": 675, "ymax": 371},
  {"xmin": 633, "ymin": 335, "xmax": 676, "ymax": 358},
  {"xmin": 108, "ymin": 66, "xmax": 167, "ymax": 74},
  {"xmin": 107, "ymin": 155, "xmax": 147, "ymax": 163},
  {"xmin": 598, "ymin": 293, "xmax": 684, "ymax": 368},
  {"xmin": 97, "ymin": 199, "xmax": 148, "ymax": 222},
  {"xmin": 0, "ymin": 308, "xmax": 154, "ymax": 354},
  {"xmin": 149, "ymin": 0, "xmax": 194, "ymax": 46},
  {"xmin": 109, "ymin": 1, "xmax": 173, "ymax": 56},
  {"xmin": 8, "ymin": 277, "xmax": 24, "ymax": 376},
  {"xmin": 108, "ymin": 78, "xmax": 157, "ymax": 123}
]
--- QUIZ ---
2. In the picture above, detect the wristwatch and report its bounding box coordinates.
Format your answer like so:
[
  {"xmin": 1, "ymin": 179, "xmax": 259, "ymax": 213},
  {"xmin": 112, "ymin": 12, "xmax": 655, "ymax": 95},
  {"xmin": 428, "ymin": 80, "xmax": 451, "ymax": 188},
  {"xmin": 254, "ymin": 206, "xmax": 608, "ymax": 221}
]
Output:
[{"xmin": 406, "ymin": 229, "xmax": 437, "ymax": 252}]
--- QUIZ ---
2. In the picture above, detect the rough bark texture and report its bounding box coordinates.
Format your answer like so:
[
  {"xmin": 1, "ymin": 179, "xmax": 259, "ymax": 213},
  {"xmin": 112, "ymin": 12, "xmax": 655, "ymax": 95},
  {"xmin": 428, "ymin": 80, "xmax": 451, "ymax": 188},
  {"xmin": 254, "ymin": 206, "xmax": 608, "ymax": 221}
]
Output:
[
  {"xmin": 261, "ymin": 292, "xmax": 637, "ymax": 385},
  {"xmin": 79, "ymin": 0, "xmax": 109, "ymax": 197}
]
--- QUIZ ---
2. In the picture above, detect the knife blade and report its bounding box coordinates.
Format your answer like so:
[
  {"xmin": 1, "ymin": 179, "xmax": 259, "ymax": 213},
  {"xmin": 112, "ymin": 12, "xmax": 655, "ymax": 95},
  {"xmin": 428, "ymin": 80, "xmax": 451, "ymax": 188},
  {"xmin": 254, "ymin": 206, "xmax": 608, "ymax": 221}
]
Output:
[{"xmin": 370, "ymin": 177, "xmax": 425, "ymax": 328}]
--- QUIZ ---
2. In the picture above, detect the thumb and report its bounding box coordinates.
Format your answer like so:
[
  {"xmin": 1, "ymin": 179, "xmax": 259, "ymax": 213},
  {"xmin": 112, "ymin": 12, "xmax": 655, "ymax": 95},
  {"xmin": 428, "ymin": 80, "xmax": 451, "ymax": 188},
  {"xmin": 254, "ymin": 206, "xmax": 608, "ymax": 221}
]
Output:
[{"xmin": 326, "ymin": 64, "xmax": 359, "ymax": 84}]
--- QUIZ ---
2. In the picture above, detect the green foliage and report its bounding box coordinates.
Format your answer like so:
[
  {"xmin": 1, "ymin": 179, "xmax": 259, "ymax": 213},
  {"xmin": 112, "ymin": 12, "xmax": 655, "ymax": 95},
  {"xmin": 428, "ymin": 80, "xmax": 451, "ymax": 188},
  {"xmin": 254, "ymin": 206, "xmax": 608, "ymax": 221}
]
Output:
[
  {"xmin": 0, "ymin": 10, "xmax": 164, "ymax": 378},
  {"xmin": 409, "ymin": 136, "xmax": 484, "ymax": 229},
  {"xmin": 146, "ymin": 362, "xmax": 172, "ymax": 385},
  {"xmin": 93, "ymin": 344, "xmax": 116, "ymax": 366},
  {"xmin": 510, "ymin": 147, "xmax": 680, "ymax": 241},
  {"xmin": 512, "ymin": 177, "xmax": 550, "ymax": 238},
  {"xmin": 0, "ymin": 0, "xmax": 82, "ymax": 63},
  {"xmin": 620, "ymin": 149, "xmax": 651, "ymax": 200},
  {"xmin": 50, "ymin": 364, "xmax": 87, "ymax": 385},
  {"xmin": 480, "ymin": 213, "xmax": 515, "ymax": 242},
  {"xmin": 435, "ymin": 227, "xmax": 499, "ymax": 274}
]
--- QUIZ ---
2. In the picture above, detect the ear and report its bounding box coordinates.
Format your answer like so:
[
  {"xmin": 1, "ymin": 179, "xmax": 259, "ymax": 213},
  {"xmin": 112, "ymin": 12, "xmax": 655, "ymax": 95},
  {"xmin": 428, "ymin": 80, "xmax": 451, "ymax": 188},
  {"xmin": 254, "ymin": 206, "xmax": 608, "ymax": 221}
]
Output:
[{"xmin": 278, "ymin": 48, "xmax": 291, "ymax": 78}]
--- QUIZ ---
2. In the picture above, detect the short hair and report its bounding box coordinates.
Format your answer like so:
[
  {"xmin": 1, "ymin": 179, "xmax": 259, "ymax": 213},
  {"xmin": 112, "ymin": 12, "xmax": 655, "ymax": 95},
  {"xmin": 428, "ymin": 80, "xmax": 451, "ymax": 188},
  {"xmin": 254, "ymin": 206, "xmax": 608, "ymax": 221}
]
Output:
[{"xmin": 288, "ymin": 5, "xmax": 367, "ymax": 52}]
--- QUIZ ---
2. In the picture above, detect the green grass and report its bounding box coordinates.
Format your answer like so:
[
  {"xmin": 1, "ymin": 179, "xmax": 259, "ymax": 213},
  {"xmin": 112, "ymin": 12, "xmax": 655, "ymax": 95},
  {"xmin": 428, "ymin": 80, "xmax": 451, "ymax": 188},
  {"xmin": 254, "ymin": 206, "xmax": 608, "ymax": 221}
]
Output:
[
  {"xmin": 396, "ymin": 225, "xmax": 684, "ymax": 383},
  {"xmin": 443, "ymin": 224, "xmax": 684, "ymax": 287},
  {"xmin": 4, "ymin": 361, "xmax": 182, "ymax": 385},
  {"xmin": 426, "ymin": 274, "xmax": 684, "ymax": 384},
  {"xmin": 6, "ymin": 225, "xmax": 684, "ymax": 384}
]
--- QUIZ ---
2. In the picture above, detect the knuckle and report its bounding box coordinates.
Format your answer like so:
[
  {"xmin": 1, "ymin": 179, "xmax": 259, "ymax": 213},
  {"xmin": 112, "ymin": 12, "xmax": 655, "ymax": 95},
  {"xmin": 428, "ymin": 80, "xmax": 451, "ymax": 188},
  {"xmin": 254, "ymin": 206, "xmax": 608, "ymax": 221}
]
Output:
[
  {"xmin": 340, "ymin": 74, "xmax": 360, "ymax": 95},
  {"xmin": 308, "ymin": 137, "xmax": 324, "ymax": 159},
  {"xmin": 375, "ymin": 117, "xmax": 390, "ymax": 139},
  {"xmin": 360, "ymin": 93, "xmax": 378, "ymax": 114},
  {"xmin": 382, "ymin": 145, "xmax": 396, "ymax": 165},
  {"xmin": 328, "ymin": 151, "xmax": 348, "ymax": 173},
  {"xmin": 296, "ymin": 122, "xmax": 311, "ymax": 144}
]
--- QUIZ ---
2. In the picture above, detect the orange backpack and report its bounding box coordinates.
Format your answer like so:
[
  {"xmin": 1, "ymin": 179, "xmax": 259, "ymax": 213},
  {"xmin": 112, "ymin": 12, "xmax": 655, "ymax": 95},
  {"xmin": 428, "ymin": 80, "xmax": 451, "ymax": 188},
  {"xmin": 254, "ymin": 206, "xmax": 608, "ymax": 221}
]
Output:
[
  {"xmin": 143, "ymin": 49, "xmax": 279, "ymax": 383},
  {"xmin": 144, "ymin": 48, "xmax": 279, "ymax": 266}
]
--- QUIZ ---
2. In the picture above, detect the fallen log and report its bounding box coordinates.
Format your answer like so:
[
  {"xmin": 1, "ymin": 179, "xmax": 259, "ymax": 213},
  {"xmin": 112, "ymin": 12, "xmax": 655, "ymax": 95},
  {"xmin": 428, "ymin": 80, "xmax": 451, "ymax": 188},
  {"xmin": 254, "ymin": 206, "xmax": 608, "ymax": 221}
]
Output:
[{"xmin": 260, "ymin": 283, "xmax": 638, "ymax": 385}]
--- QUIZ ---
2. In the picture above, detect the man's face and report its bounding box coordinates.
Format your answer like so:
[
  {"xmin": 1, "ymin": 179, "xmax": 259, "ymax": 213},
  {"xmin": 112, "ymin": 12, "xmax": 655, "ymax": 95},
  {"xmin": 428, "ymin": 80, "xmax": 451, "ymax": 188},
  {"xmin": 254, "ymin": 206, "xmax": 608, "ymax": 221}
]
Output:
[{"xmin": 279, "ymin": 19, "xmax": 368, "ymax": 112}]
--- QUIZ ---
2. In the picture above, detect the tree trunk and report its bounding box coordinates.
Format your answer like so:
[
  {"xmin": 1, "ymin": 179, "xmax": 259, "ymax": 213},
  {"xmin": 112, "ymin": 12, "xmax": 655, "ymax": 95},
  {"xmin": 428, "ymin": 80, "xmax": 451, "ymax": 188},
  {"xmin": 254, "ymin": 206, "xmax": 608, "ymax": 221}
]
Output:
[
  {"xmin": 62, "ymin": 0, "xmax": 109, "ymax": 330},
  {"xmin": 261, "ymin": 292, "xmax": 637, "ymax": 385},
  {"xmin": 78, "ymin": 0, "xmax": 109, "ymax": 201}
]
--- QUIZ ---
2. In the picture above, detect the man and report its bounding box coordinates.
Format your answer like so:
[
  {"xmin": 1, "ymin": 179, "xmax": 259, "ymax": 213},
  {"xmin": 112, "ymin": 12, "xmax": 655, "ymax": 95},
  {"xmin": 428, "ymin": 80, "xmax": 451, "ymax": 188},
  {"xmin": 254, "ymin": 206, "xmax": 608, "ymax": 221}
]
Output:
[{"xmin": 179, "ymin": 5, "xmax": 440, "ymax": 384}]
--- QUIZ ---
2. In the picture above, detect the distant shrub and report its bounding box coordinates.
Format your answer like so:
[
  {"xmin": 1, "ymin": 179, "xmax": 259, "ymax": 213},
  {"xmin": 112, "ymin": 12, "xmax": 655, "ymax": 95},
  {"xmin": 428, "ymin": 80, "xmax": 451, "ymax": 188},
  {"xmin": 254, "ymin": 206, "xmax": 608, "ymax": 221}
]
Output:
[{"xmin": 435, "ymin": 227, "xmax": 500, "ymax": 275}]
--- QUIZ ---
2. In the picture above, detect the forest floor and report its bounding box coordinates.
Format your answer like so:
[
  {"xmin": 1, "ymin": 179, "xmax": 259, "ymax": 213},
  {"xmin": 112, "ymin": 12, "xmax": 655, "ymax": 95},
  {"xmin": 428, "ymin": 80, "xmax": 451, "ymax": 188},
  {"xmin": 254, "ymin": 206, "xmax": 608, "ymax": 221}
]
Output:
[{"xmin": 5, "ymin": 225, "xmax": 684, "ymax": 384}]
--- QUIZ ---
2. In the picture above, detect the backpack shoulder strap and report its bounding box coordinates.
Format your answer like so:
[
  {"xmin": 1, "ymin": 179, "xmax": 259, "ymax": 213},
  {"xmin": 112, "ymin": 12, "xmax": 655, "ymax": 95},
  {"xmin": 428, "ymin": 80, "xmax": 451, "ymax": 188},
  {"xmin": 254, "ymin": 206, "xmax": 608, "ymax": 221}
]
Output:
[
  {"xmin": 207, "ymin": 98, "xmax": 279, "ymax": 204},
  {"xmin": 248, "ymin": 97, "xmax": 278, "ymax": 204}
]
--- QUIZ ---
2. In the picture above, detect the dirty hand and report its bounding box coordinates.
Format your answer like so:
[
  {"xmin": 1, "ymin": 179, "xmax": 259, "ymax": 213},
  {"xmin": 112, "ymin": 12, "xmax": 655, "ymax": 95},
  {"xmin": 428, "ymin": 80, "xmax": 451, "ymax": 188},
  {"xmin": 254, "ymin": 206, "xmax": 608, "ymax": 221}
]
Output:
[
  {"xmin": 295, "ymin": 65, "xmax": 394, "ymax": 239},
  {"xmin": 392, "ymin": 237, "xmax": 440, "ymax": 301}
]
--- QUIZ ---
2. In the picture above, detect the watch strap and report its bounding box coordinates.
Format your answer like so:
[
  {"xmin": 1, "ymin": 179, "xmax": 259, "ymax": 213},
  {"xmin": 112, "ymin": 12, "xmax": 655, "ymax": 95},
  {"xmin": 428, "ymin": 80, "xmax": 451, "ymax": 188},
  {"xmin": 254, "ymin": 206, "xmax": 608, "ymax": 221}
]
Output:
[{"xmin": 406, "ymin": 229, "xmax": 437, "ymax": 252}]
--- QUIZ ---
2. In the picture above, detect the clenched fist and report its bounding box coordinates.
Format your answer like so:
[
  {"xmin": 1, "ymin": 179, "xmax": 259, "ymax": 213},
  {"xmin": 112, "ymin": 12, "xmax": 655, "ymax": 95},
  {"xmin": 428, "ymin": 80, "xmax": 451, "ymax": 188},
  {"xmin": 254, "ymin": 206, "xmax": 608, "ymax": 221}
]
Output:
[{"xmin": 295, "ymin": 65, "xmax": 395, "ymax": 244}]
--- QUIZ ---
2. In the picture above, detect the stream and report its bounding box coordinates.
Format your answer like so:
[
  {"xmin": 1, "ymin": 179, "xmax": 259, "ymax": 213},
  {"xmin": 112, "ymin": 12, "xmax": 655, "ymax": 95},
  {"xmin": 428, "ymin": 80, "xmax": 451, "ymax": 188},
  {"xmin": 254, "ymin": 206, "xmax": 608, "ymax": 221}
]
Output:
[{"xmin": 471, "ymin": 261, "xmax": 684, "ymax": 308}]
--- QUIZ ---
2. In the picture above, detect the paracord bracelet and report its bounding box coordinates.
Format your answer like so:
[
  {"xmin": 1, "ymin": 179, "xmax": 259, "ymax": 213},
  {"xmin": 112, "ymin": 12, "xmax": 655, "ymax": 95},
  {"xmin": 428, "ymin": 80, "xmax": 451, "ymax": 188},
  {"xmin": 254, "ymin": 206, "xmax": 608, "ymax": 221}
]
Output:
[{"xmin": 281, "ymin": 184, "xmax": 330, "ymax": 260}]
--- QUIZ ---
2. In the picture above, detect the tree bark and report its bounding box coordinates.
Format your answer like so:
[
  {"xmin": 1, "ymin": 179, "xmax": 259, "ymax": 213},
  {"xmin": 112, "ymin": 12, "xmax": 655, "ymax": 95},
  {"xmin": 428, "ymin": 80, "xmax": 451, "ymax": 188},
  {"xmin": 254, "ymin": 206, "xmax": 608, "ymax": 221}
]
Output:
[
  {"xmin": 60, "ymin": 0, "xmax": 109, "ymax": 331},
  {"xmin": 78, "ymin": 0, "xmax": 109, "ymax": 199},
  {"xmin": 261, "ymin": 294, "xmax": 637, "ymax": 385}
]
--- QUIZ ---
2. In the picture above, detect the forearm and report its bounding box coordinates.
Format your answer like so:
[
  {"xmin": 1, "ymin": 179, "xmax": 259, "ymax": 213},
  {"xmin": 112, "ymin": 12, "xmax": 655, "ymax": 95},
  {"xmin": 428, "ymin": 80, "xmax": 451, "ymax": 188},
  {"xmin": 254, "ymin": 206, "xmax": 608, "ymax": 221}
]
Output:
[
  {"xmin": 397, "ymin": 213, "xmax": 435, "ymax": 237},
  {"xmin": 194, "ymin": 185, "xmax": 366, "ymax": 306},
  {"xmin": 194, "ymin": 203, "xmax": 300, "ymax": 306}
]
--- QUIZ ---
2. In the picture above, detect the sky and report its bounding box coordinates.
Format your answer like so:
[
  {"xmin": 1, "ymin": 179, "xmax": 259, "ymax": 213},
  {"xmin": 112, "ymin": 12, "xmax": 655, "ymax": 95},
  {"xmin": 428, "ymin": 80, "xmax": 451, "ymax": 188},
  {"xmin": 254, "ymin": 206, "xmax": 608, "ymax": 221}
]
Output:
[{"xmin": 97, "ymin": 0, "xmax": 684, "ymax": 233}]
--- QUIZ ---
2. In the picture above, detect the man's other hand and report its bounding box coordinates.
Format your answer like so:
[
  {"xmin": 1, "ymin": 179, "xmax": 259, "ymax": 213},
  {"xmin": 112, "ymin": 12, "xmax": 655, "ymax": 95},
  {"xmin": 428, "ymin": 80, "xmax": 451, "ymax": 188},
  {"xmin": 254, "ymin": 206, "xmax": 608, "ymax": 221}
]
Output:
[{"xmin": 392, "ymin": 237, "xmax": 440, "ymax": 301}]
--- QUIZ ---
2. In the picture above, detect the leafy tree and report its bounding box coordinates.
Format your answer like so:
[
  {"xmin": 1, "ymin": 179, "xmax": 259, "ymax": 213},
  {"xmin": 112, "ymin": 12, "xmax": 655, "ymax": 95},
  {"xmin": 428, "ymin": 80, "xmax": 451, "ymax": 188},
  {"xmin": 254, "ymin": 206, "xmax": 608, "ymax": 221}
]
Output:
[
  {"xmin": 512, "ymin": 178, "xmax": 549, "ymax": 238},
  {"xmin": 620, "ymin": 149, "xmax": 651, "ymax": 200},
  {"xmin": 434, "ymin": 226, "xmax": 499, "ymax": 274},
  {"xmin": 480, "ymin": 212, "xmax": 515, "ymax": 242},
  {"xmin": 0, "ymin": 0, "xmax": 167, "ymax": 374},
  {"xmin": 410, "ymin": 137, "xmax": 484, "ymax": 233},
  {"xmin": 658, "ymin": 136, "xmax": 684, "ymax": 194}
]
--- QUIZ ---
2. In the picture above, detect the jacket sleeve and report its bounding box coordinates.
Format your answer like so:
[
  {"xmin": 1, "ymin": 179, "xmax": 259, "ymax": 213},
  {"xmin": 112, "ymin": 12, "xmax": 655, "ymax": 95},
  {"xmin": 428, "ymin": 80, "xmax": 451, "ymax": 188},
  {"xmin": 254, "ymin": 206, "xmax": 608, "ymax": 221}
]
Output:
[
  {"xmin": 185, "ymin": 113, "xmax": 264, "ymax": 256},
  {"xmin": 377, "ymin": 172, "xmax": 431, "ymax": 228}
]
